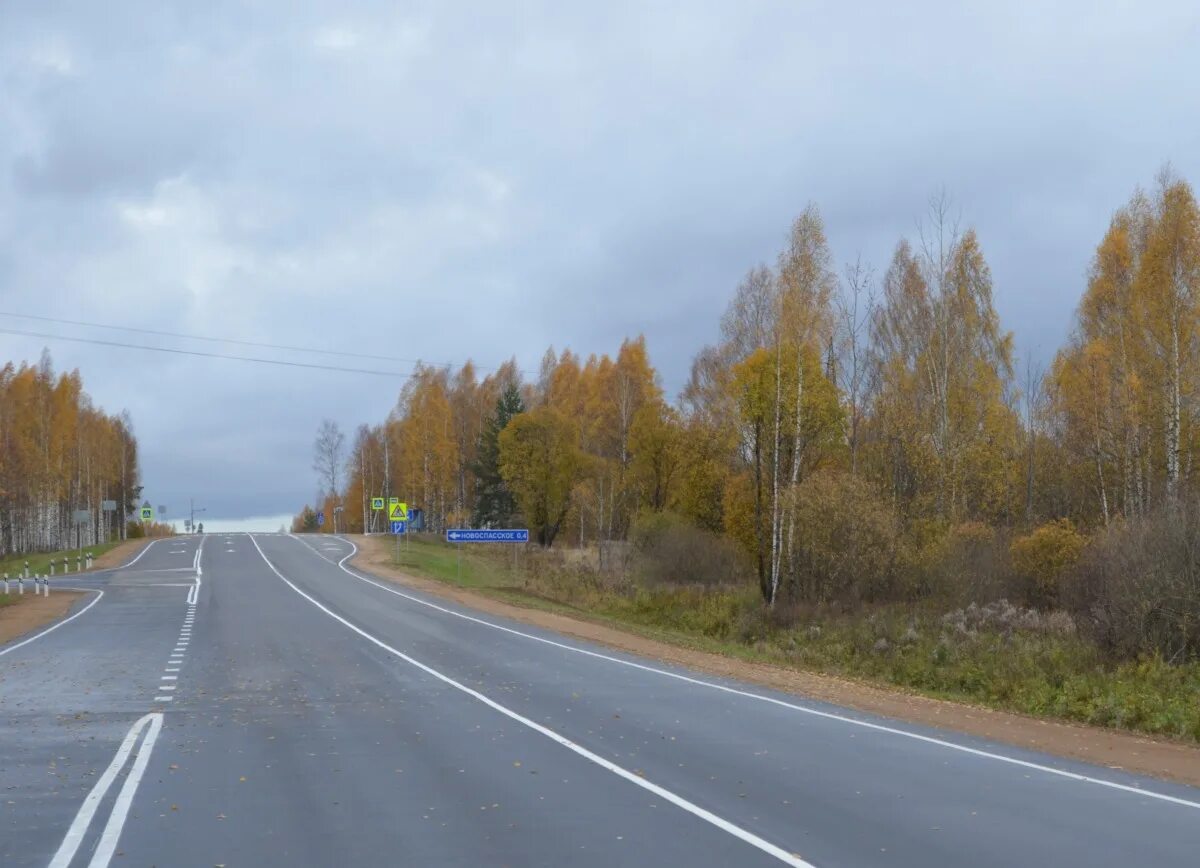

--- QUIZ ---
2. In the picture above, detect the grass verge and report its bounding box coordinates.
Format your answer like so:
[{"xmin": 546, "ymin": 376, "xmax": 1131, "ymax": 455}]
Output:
[{"xmin": 1, "ymin": 541, "xmax": 121, "ymax": 583}]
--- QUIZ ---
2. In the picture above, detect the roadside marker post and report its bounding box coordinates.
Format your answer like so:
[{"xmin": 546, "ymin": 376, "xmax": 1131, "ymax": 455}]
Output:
[
  {"xmin": 24, "ymin": 561, "xmax": 29, "ymax": 579},
  {"xmin": 2, "ymin": 573, "xmax": 7, "ymax": 594}
]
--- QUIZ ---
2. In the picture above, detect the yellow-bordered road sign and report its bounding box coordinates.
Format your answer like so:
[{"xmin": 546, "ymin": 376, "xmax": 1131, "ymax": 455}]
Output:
[
  {"xmin": 388, "ymin": 501, "xmax": 408, "ymax": 521},
  {"xmin": 371, "ymin": 497, "xmax": 385, "ymax": 511},
  {"xmin": 140, "ymin": 507, "xmax": 153, "ymax": 521}
]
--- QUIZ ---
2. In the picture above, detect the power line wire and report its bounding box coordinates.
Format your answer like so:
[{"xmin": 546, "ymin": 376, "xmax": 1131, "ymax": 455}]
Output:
[
  {"xmin": 0, "ymin": 311, "xmax": 535, "ymax": 380},
  {"xmin": 0, "ymin": 310, "xmax": 435, "ymax": 366},
  {"xmin": 0, "ymin": 327, "xmax": 410, "ymax": 376}
]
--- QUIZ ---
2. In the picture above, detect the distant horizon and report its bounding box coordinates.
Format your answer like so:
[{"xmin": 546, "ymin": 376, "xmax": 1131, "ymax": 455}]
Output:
[{"xmin": 166, "ymin": 513, "xmax": 294, "ymax": 534}]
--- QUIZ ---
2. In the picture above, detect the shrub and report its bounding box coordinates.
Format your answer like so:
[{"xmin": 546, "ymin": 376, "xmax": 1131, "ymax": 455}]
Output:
[
  {"xmin": 909, "ymin": 521, "xmax": 1016, "ymax": 604},
  {"xmin": 1064, "ymin": 503, "xmax": 1200, "ymax": 662},
  {"xmin": 631, "ymin": 511, "xmax": 751, "ymax": 586},
  {"xmin": 786, "ymin": 469, "xmax": 898, "ymax": 604},
  {"xmin": 1010, "ymin": 519, "xmax": 1086, "ymax": 607}
]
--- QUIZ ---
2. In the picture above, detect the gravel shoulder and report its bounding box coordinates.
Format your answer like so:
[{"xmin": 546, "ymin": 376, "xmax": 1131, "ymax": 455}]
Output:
[{"xmin": 350, "ymin": 533, "xmax": 1200, "ymax": 788}]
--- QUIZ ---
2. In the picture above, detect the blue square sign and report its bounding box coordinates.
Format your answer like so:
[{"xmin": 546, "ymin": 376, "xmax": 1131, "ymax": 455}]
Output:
[{"xmin": 391, "ymin": 520, "xmax": 407, "ymax": 534}]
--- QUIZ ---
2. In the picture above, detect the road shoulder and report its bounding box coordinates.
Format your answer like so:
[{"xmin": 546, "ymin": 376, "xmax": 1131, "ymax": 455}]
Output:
[
  {"xmin": 349, "ymin": 534, "xmax": 1200, "ymax": 788},
  {"xmin": 90, "ymin": 538, "xmax": 151, "ymax": 570},
  {"xmin": 0, "ymin": 591, "xmax": 85, "ymax": 646}
]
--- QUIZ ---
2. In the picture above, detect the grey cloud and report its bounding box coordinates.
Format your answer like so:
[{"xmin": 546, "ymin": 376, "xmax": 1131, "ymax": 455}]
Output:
[{"xmin": 2, "ymin": 1, "xmax": 1198, "ymax": 520}]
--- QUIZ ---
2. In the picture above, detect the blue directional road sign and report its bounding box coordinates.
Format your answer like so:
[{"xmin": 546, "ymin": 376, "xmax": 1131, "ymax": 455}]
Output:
[
  {"xmin": 390, "ymin": 520, "xmax": 407, "ymax": 534},
  {"xmin": 316, "ymin": 511, "xmax": 325, "ymax": 527},
  {"xmin": 446, "ymin": 529, "xmax": 529, "ymax": 543}
]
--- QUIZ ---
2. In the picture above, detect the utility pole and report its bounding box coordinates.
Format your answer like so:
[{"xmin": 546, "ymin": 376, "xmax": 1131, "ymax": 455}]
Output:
[{"xmin": 190, "ymin": 499, "xmax": 206, "ymax": 534}]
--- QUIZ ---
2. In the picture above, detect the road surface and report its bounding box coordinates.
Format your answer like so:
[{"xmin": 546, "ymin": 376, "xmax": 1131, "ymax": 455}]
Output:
[{"xmin": 2, "ymin": 533, "xmax": 1198, "ymax": 867}]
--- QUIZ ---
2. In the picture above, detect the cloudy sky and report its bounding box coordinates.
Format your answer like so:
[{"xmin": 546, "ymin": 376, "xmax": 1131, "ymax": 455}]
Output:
[{"xmin": 2, "ymin": 2, "xmax": 1197, "ymax": 524}]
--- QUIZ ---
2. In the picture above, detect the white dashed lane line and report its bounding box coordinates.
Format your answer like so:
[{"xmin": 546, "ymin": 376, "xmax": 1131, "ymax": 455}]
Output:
[{"xmin": 156, "ymin": 599, "xmax": 197, "ymax": 706}]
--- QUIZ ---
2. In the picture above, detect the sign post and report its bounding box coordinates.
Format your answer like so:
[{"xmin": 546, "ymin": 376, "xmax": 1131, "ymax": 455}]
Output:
[{"xmin": 445, "ymin": 529, "xmax": 530, "ymax": 581}]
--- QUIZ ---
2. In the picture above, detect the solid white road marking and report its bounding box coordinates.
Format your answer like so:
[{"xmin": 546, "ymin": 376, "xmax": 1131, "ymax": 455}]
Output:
[
  {"xmin": 48, "ymin": 713, "xmax": 162, "ymax": 868},
  {"xmin": 154, "ymin": 696, "xmax": 173, "ymax": 702},
  {"xmin": 314, "ymin": 535, "xmax": 1200, "ymax": 813},
  {"xmin": 121, "ymin": 539, "xmax": 161, "ymax": 568},
  {"xmin": 250, "ymin": 535, "xmax": 813, "ymax": 867},
  {"xmin": 88, "ymin": 712, "xmax": 164, "ymax": 867},
  {"xmin": 158, "ymin": 685, "xmax": 176, "ymax": 690},
  {"xmin": 165, "ymin": 667, "xmax": 180, "ymax": 672},
  {"xmin": 161, "ymin": 675, "xmax": 177, "ymax": 680},
  {"xmin": 0, "ymin": 589, "xmax": 103, "ymax": 657}
]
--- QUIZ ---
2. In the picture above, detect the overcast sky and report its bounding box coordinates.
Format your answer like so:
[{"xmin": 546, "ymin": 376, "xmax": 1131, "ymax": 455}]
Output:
[{"xmin": 2, "ymin": 2, "xmax": 1198, "ymax": 524}]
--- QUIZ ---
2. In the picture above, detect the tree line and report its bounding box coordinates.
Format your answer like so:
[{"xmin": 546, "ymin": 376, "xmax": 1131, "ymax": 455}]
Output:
[
  {"xmin": 297, "ymin": 169, "xmax": 1199, "ymax": 610},
  {"xmin": 1, "ymin": 351, "xmax": 141, "ymax": 556}
]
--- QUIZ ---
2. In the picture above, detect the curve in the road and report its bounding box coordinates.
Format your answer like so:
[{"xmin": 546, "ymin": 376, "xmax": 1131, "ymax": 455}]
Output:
[{"xmin": 322, "ymin": 534, "xmax": 1200, "ymax": 814}]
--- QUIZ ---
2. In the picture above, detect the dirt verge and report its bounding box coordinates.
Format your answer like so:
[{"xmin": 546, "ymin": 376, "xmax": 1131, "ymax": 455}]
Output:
[
  {"xmin": 350, "ymin": 534, "xmax": 1200, "ymax": 788},
  {"xmin": 90, "ymin": 538, "xmax": 151, "ymax": 571},
  {"xmin": 0, "ymin": 590, "xmax": 85, "ymax": 646}
]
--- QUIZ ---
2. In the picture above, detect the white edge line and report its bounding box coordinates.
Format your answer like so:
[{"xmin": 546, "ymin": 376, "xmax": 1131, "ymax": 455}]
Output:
[
  {"xmin": 0, "ymin": 589, "xmax": 103, "ymax": 657},
  {"xmin": 87, "ymin": 713, "xmax": 164, "ymax": 868},
  {"xmin": 309, "ymin": 535, "xmax": 1200, "ymax": 813},
  {"xmin": 250, "ymin": 534, "xmax": 812, "ymax": 867},
  {"xmin": 119, "ymin": 538, "xmax": 160, "ymax": 568},
  {"xmin": 48, "ymin": 713, "xmax": 158, "ymax": 868}
]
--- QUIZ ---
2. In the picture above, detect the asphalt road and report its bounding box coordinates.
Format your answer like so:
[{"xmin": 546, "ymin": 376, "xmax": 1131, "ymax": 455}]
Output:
[{"xmin": 3, "ymin": 533, "xmax": 1199, "ymax": 867}]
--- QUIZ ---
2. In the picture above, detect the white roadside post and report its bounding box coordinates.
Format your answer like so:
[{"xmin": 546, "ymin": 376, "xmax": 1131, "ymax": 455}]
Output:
[
  {"xmin": 2, "ymin": 572, "xmax": 7, "ymax": 594},
  {"xmin": 50, "ymin": 561, "xmax": 55, "ymax": 577},
  {"xmin": 44, "ymin": 573, "xmax": 49, "ymax": 596}
]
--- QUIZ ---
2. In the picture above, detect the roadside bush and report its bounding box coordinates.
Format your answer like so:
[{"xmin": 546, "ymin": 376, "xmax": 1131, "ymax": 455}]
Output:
[
  {"xmin": 1065, "ymin": 503, "xmax": 1200, "ymax": 662},
  {"xmin": 1009, "ymin": 519, "xmax": 1086, "ymax": 607},
  {"xmin": 631, "ymin": 511, "xmax": 751, "ymax": 586},
  {"xmin": 786, "ymin": 469, "xmax": 898, "ymax": 603},
  {"xmin": 905, "ymin": 520, "xmax": 1016, "ymax": 604}
]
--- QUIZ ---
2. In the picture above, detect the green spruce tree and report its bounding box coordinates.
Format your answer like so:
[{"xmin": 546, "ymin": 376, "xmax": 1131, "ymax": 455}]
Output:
[{"xmin": 471, "ymin": 383, "xmax": 525, "ymax": 526}]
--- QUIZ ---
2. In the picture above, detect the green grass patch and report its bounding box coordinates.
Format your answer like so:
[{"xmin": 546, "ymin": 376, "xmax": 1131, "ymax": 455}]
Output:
[{"xmin": 0, "ymin": 542, "xmax": 121, "ymax": 581}]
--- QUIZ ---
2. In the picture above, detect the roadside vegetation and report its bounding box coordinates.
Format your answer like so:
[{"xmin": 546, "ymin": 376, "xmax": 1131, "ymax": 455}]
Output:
[
  {"xmin": 301, "ymin": 168, "xmax": 1200, "ymax": 743},
  {"xmin": 0, "ymin": 352, "xmax": 142, "ymax": 562},
  {"xmin": 0, "ymin": 540, "xmax": 122, "ymax": 581}
]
